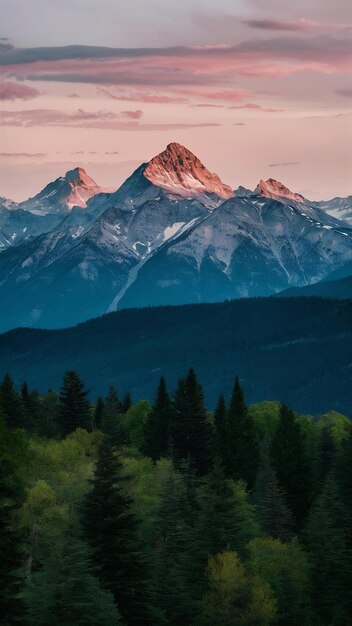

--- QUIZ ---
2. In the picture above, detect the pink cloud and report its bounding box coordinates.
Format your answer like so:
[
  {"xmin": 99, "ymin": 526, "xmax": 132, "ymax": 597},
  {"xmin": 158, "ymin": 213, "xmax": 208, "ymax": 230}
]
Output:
[
  {"xmin": 0, "ymin": 108, "xmax": 221, "ymax": 131},
  {"xmin": 0, "ymin": 79, "xmax": 40, "ymax": 100},
  {"xmin": 2, "ymin": 36, "xmax": 351, "ymax": 92},
  {"xmin": 229, "ymin": 103, "xmax": 283, "ymax": 112},
  {"xmin": 243, "ymin": 18, "xmax": 352, "ymax": 33},
  {"xmin": 121, "ymin": 109, "xmax": 143, "ymax": 119},
  {"xmin": 98, "ymin": 87, "xmax": 189, "ymax": 104}
]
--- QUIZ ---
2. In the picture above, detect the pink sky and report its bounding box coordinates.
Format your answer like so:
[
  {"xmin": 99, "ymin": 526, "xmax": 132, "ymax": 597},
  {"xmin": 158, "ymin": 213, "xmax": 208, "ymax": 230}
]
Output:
[{"xmin": 0, "ymin": 0, "xmax": 351, "ymax": 200}]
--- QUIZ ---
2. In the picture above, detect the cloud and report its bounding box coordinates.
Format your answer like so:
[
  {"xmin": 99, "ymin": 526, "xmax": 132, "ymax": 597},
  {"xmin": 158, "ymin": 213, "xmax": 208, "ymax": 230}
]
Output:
[
  {"xmin": 189, "ymin": 103, "xmax": 226, "ymax": 108},
  {"xmin": 336, "ymin": 87, "xmax": 352, "ymax": 97},
  {"xmin": 1, "ymin": 37, "xmax": 351, "ymax": 90},
  {"xmin": 0, "ymin": 79, "xmax": 40, "ymax": 100},
  {"xmin": 233, "ymin": 122, "xmax": 246, "ymax": 126},
  {"xmin": 98, "ymin": 87, "xmax": 189, "ymax": 104},
  {"xmin": 243, "ymin": 18, "xmax": 352, "ymax": 33},
  {"xmin": 121, "ymin": 109, "xmax": 143, "ymax": 119},
  {"xmin": 105, "ymin": 151, "xmax": 119, "ymax": 155},
  {"xmin": 67, "ymin": 92, "xmax": 80, "ymax": 98},
  {"xmin": 0, "ymin": 108, "xmax": 221, "ymax": 131},
  {"xmin": 229, "ymin": 103, "xmax": 283, "ymax": 112},
  {"xmin": 0, "ymin": 152, "xmax": 47, "ymax": 158},
  {"xmin": 269, "ymin": 161, "xmax": 300, "ymax": 167}
]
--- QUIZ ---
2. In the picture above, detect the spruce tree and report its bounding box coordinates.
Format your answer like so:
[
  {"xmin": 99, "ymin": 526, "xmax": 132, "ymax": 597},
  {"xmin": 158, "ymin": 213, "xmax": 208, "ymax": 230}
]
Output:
[
  {"xmin": 271, "ymin": 404, "xmax": 312, "ymax": 526},
  {"xmin": 142, "ymin": 377, "xmax": 172, "ymax": 461},
  {"xmin": 82, "ymin": 437, "xmax": 151, "ymax": 625},
  {"xmin": 213, "ymin": 393, "xmax": 227, "ymax": 464},
  {"xmin": 0, "ymin": 373, "xmax": 25, "ymax": 430},
  {"xmin": 21, "ymin": 382, "xmax": 41, "ymax": 434},
  {"xmin": 58, "ymin": 371, "xmax": 91, "ymax": 437},
  {"xmin": 225, "ymin": 377, "xmax": 259, "ymax": 488},
  {"xmin": 24, "ymin": 526, "xmax": 122, "ymax": 626},
  {"xmin": 170, "ymin": 368, "xmax": 212, "ymax": 475},
  {"xmin": 254, "ymin": 443, "xmax": 293, "ymax": 541}
]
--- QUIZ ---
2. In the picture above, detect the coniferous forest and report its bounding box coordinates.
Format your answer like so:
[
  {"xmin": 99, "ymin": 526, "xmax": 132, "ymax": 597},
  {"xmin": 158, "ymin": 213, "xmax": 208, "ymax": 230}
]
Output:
[{"xmin": 1, "ymin": 369, "xmax": 352, "ymax": 625}]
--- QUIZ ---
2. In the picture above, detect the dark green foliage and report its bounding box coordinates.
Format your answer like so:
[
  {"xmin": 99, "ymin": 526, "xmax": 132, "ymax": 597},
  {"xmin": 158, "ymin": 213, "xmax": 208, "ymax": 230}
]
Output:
[
  {"xmin": 24, "ymin": 527, "xmax": 122, "ymax": 626},
  {"xmin": 191, "ymin": 463, "xmax": 259, "ymax": 597},
  {"xmin": 225, "ymin": 377, "xmax": 260, "ymax": 488},
  {"xmin": 58, "ymin": 371, "xmax": 91, "ymax": 436},
  {"xmin": 170, "ymin": 369, "xmax": 212, "ymax": 475},
  {"xmin": 100, "ymin": 387, "xmax": 126, "ymax": 445},
  {"xmin": 271, "ymin": 404, "xmax": 312, "ymax": 526},
  {"xmin": 254, "ymin": 443, "xmax": 294, "ymax": 542},
  {"xmin": 142, "ymin": 377, "xmax": 172, "ymax": 461},
  {"xmin": 305, "ymin": 474, "xmax": 352, "ymax": 625},
  {"xmin": 0, "ymin": 415, "xmax": 27, "ymax": 624},
  {"xmin": 0, "ymin": 373, "xmax": 25, "ymax": 430},
  {"xmin": 93, "ymin": 396, "xmax": 105, "ymax": 430},
  {"xmin": 213, "ymin": 393, "xmax": 227, "ymax": 462},
  {"xmin": 318, "ymin": 425, "xmax": 336, "ymax": 487},
  {"xmin": 121, "ymin": 392, "xmax": 132, "ymax": 414},
  {"xmin": 82, "ymin": 437, "xmax": 151, "ymax": 625},
  {"xmin": 152, "ymin": 468, "xmax": 196, "ymax": 625}
]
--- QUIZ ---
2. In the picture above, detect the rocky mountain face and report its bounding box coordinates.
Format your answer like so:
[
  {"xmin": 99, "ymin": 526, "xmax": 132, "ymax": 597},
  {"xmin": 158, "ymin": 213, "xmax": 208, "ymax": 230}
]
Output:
[{"xmin": 0, "ymin": 143, "xmax": 351, "ymax": 331}]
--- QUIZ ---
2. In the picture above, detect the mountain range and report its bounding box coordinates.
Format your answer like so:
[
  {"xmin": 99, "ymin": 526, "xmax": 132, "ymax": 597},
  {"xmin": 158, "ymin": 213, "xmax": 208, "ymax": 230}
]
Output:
[{"xmin": 1, "ymin": 142, "xmax": 351, "ymax": 331}]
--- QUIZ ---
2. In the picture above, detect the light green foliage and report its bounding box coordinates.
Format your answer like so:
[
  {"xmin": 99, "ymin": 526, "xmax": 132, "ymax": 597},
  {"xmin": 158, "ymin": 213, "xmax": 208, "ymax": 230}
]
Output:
[
  {"xmin": 247, "ymin": 537, "xmax": 311, "ymax": 625},
  {"xmin": 123, "ymin": 400, "xmax": 152, "ymax": 448},
  {"xmin": 200, "ymin": 551, "xmax": 276, "ymax": 626},
  {"xmin": 249, "ymin": 401, "xmax": 281, "ymax": 439},
  {"xmin": 123, "ymin": 455, "xmax": 174, "ymax": 542}
]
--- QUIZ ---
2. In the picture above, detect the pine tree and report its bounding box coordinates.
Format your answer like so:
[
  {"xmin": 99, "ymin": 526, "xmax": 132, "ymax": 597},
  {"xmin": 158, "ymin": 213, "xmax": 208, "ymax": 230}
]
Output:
[
  {"xmin": 271, "ymin": 405, "xmax": 312, "ymax": 526},
  {"xmin": 225, "ymin": 377, "xmax": 259, "ymax": 488},
  {"xmin": 254, "ymin": 443, "xmax": 294, "ymax": 541},
  {"xmin": 82, "ymin": 437, "xmax": 151, "ymax": 624},
  {"xmin": 142, "ymin": 377, "xmax": 172, "ymax": 461},
  {"xmin": 0, "ymin": 373, "xmax": 25, "ymax": 430},
  {"xmin": 24, "ymin": 526, "xmax": 122, "ymax": 626},
  {"xmin": 58, "ymin": 371, "xmax": 91, "ymax": 437},
  {"xmin": 0, "ymin": 414, "xmax": 27, "ymax": 624},
  {"xmin": 213, "ymin": 393, "xmax": 227, "ymax": 464},
  {"xmin": 170, "ymin": 369, "xmax": 212, "ymax": 475}
]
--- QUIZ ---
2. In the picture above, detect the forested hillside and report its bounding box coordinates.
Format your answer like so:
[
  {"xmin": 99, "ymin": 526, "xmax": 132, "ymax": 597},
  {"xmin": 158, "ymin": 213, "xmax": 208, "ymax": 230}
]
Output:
[
  {"xmin": 1, "ymin": 296, "xmax": 352, "ymax": 415},
  {"xmin": 1, "ymin": 369, "xmax": 352, "ymax": 625}
]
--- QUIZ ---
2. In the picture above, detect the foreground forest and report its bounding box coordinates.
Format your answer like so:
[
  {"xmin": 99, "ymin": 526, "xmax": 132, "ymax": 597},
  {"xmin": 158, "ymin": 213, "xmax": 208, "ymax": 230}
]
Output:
[{"xmin": 1, "ymin": 369, "xmax": 352, "ymax": 625}]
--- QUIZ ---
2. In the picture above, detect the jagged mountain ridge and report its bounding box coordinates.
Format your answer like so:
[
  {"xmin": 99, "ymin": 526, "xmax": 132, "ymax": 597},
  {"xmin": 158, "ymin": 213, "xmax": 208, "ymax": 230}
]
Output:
[{"xmin": 0, "ymin": 142, "xmax": 351, "ymax": 331}]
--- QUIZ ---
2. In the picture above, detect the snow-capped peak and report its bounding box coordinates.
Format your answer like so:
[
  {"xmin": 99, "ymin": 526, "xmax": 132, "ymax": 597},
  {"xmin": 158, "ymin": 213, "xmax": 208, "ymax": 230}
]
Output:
[
  {"xmin": 255, "ymin": 178, "xmax": 305, "ymax": 203},
  {"xmin": 63, "ymin": 167, "xmax": 102, "ymax": 208},
  {"xmin": 143, "ymin": 143, "xmax": 233, "ymax": 201}
]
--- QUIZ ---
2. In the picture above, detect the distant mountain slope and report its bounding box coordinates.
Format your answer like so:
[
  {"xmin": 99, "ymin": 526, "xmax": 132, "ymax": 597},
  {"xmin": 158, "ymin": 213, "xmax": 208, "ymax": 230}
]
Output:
[
  {"xmin": 278, "ymin": 275, "xmax": 352, "ymax": 299},
  {"xmin": 19, "ymin": 167, "xmax": 103, "ymax": 214},
  {"xmin": 1, "ymin": 297, "xmax": 351, "ymax": 416},
  {"xmin": 312, "ymin": 195, "xmax": 352, "ymax": 224}
]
